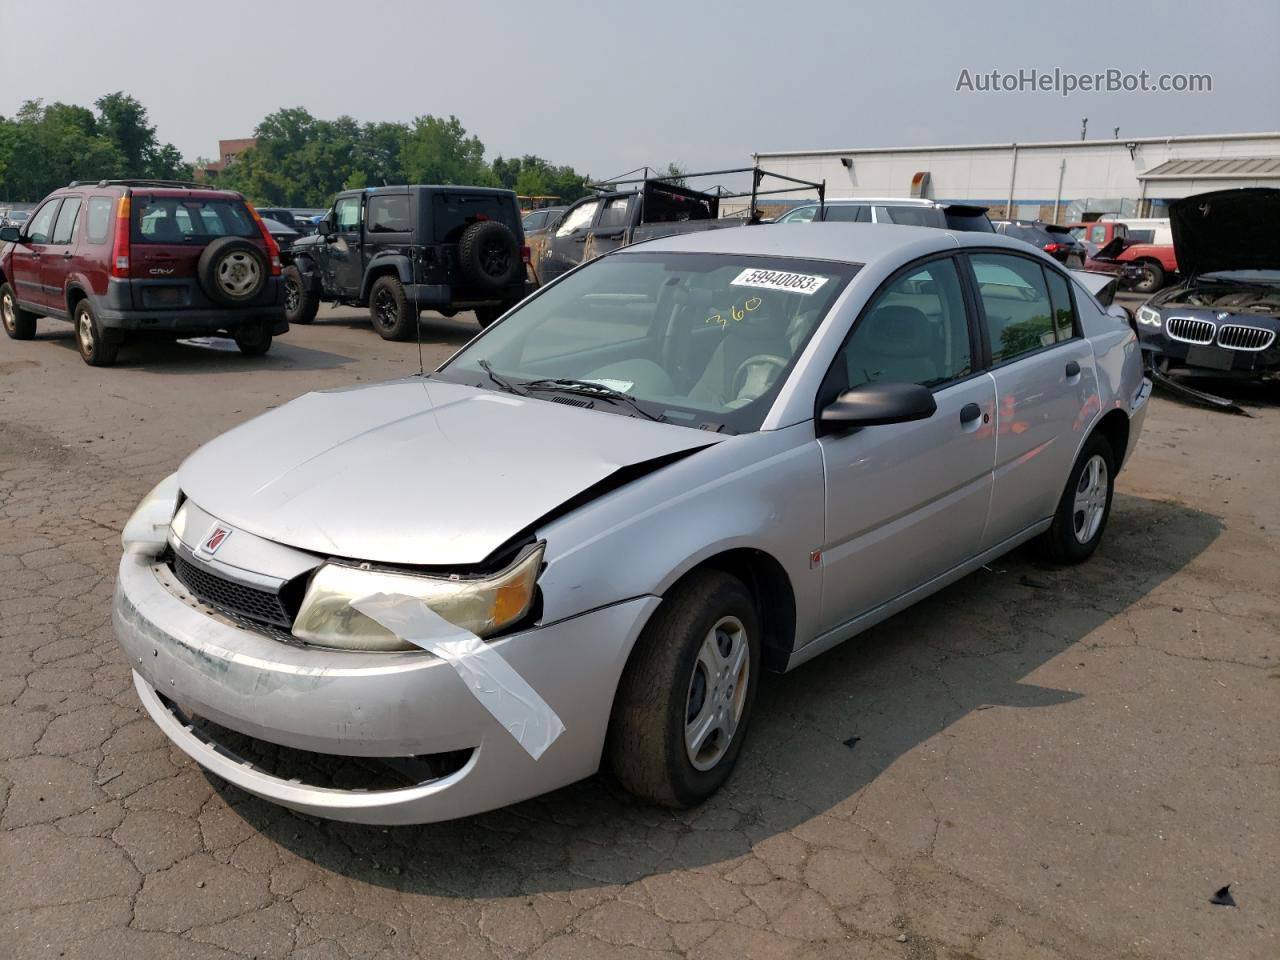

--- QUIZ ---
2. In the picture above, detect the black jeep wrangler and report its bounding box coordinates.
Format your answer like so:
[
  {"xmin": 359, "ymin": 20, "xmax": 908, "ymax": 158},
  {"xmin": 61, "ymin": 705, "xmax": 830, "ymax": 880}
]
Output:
[{"xmin": 282, "ymin": 185, "xmax": 528, "ymax": 337}]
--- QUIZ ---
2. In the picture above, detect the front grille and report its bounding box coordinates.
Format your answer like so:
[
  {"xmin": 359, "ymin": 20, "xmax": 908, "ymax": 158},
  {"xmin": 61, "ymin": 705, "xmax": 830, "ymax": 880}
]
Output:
[
  {"xmin": 1165, "ymin": 316, "xmax": 1215, "ymax": 345},
  {"xmin": 1216, "ymin": 324, "xmax": 1275, "ymax": 351},
  {"xmin": 171, "ymin": 553, "xmax": 293, "ymax": 628}
]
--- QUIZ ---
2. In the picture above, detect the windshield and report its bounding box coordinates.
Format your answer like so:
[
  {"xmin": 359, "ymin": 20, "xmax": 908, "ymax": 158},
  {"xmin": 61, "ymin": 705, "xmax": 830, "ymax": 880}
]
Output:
[{"xmin": 436, "ymin": 251, "xmax": 857, "ymax": 433}]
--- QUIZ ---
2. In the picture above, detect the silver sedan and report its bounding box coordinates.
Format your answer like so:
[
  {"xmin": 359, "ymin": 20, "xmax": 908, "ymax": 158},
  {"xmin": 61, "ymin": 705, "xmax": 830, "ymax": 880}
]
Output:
[{"xmin": 114, "ymin": 223, "xmax": 1150, "ymax": 824}]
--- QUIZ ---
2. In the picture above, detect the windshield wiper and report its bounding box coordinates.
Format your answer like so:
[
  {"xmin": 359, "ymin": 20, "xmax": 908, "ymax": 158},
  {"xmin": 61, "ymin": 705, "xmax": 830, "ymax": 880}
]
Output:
[
  {"xmin": 521, "ymin": 378, "xmax": 665, "ymax": 422},
  {"xmin": 478, "ymin": 360, "xmax": 526, "ymax": 396}
]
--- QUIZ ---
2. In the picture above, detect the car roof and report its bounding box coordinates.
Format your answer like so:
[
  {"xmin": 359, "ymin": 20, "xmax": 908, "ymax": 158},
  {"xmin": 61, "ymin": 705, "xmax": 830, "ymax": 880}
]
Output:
[
  {"xmin": 797, "ymin": 197, "xmax": 941, "ymax": 208},
  {"xmin": 627, "ymin": 222, "xmax": 1047, "ymax": 265}
]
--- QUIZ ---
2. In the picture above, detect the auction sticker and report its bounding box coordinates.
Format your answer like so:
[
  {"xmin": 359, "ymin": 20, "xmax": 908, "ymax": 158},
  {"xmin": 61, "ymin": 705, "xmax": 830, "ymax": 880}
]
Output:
[{"xmin": 731, "ymin": 268, "xmax": 829, "ymax": 296}]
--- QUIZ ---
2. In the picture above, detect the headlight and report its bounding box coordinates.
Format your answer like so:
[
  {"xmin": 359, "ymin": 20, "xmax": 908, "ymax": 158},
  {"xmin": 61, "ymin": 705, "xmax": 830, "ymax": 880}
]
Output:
[
  {"xmin": 1136, "ymin": 306, "xmax": 1162, "ymax": 327},
  {"xmin": 121, "ymin": 473, "xmax": 181, "ymax": 557},
  {"xmin": 292, "ymin": 542, "xmax": 544, "ymax": 651}
]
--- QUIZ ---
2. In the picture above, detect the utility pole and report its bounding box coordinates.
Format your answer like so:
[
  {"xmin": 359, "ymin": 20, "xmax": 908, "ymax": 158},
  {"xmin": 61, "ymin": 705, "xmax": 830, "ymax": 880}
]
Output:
[
  {"xmin": 1113, "ymin": 126, "xmax": 1120, "ymax": 139},
  {"xmin": 1080, "ymin": 118, "xmax": 1088, "ymax": 140}
]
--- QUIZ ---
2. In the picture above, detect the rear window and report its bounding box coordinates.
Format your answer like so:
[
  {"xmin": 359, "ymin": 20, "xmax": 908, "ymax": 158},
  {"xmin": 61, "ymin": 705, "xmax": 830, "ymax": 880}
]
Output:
[
  {"xmin": 86, "ymin": 197, "xmax": 114, "ymax": 244},
  {"xmin": 1128, "ymin": 229, "xmax": 1155, "ymax": 244},
  {"xmin": 132, "ymin": 196, "xmax": 257, "ymax": 245},
  {"xmin": 431, "ymin": 192, "xmax": 519, "ymax": 242},
  {"xmin": 877, "ymin": 205, "xmax": 944, "ymax": 227}
]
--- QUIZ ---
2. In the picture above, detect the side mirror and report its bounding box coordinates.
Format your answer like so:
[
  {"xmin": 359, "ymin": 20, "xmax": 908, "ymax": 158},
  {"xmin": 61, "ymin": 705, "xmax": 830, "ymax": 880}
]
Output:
[
  {"xmin": 317, "ymin": 220, "xmax": 333, "ymax": 238},
  {"xmin": 0, "ymin": 226, "xmax": 22, "ymax": 243},
  {"xmin": 820, "ymin": 382, "xmax": 937, "ymax": 431}
]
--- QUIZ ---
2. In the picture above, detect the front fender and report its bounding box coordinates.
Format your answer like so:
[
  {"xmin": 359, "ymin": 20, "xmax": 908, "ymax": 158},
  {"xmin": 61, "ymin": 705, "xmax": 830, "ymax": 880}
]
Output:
[{"xmin": 534, "ymin": 423, "xmax": 825, "ymax": 649}]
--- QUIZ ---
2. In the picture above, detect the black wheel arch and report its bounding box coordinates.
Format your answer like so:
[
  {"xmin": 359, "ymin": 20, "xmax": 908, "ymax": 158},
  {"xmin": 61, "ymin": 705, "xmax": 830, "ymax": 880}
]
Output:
[
  {"xmin": 359, "ymin": 255, "xmax": 414, "ymax": 302},
  {"xmin": 1090, "ymin": 408, "xmax": 1131, "ymax": 473}
]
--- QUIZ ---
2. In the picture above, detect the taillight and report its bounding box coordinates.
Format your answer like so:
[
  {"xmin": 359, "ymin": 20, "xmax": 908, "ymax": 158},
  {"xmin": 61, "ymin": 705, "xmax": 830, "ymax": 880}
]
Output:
[
  {"xmin": 521, "ymin": 245, "xmax": 531, "ymax": 264},
  {"xmin": 111, "ymin": 195, "xmax": 131, "ymax": 278},
  {"xmin": 245, "ymin": 202, "xmax": 283, "ymax": 276},
  {"xmin": 1043, "ymin": 243, "xmax": 1062, "ymax": 253}
]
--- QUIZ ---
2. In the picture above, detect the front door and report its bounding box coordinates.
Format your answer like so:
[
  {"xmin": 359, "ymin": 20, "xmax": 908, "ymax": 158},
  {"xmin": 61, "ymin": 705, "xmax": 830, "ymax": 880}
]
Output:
[
  {"xmin": 539, "ymin": 197, "xmax": 601, "ymax": 285},
  {"xmin": 330, "ymin": 195, "xmax": 365, "ymax": 298},
  {"xmin": 583, "ymin": 196, "xmax": 633, "ymax": 260},
  {"xmin": 817, "ymin": 255, "xmax": 996, "ymax": 634},
  {"xmin": 41, "ymin": 196, "xmax": 83, "ymax": 314},
  {"xmin": 11, "ymin": 198, "xmax": 62, "ymax": 309},
  {"xmin": 966, "ymin": 252, "xmax": 1098, "ymax": 548}
]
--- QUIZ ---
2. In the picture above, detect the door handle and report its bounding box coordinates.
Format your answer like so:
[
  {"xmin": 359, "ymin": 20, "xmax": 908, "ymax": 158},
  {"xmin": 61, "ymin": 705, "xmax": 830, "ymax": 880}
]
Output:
[
  {"xmin": 572, "ymin": 235, "xmax": 587, "ymax": 243},
  {"xmin": 1065, "ymin": 360, "xmax": 1081, "ymax": 378},
  {"xmin": 598, "ymin": 232, "xmax": 624, "ymax": 240},
  {"xmin": 960, "ymin": 402, "xmax": 982, "ymax": 424},
  {"xmin": 62, "ymin": 251, "xmax": 73, "ymax": 260}
]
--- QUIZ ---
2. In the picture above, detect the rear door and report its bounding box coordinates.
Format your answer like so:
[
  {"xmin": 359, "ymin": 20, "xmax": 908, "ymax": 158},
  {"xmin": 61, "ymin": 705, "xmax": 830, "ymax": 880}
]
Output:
[
  {"xmin": 41, "ymin": 196, "xmax": 84, "ymax": 312},
  {"xmin": 12, "ymin": 197, "xmax": 61, "ymax": 309},
  {"xmin": 130, "ymin": 192, "xmax": 263, "ymax": 311},
  {"xmin": 966, "ymin": 252, "xmax": 1098, "ymax": 548}
]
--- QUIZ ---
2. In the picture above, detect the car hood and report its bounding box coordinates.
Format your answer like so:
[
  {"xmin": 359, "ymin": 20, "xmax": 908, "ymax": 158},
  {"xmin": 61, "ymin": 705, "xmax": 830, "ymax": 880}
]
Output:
[
  {"xmin": 1170, "ymin": 188, "xmax": 1280, "ymax": 277},
  {"xmin": 177, "ymin": 379, "xmax": 721, "ymax": 566}
]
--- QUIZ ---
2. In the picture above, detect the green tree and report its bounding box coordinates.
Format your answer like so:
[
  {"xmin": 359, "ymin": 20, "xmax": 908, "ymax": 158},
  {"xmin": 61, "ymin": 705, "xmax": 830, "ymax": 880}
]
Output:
[
  {"xmin": 400, "ymin": 115, "xmax": 497, "ymax": 187},
  {"xmin": 94, "ymin": 92, "xmax": 192, "ymax": 181}
]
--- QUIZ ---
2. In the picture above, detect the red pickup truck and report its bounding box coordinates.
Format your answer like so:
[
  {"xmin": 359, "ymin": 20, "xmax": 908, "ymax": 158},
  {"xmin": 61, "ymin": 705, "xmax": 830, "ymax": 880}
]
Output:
[{"xmin": 1067, "ymin": 220, "xmax": 1179, "ymax": 294}]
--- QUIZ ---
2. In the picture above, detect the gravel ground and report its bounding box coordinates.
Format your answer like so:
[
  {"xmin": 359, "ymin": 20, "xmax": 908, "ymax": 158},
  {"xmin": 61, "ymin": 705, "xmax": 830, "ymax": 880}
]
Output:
[{"xmin": 1, "ymin": 304, "xmax": 1276, "ymax": 959}]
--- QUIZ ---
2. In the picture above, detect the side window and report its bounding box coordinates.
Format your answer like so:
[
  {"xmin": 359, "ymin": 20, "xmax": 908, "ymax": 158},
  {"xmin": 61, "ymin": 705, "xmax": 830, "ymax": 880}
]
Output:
[
  {"xmin": 367, "ymin": 195, "xmax": 412, "ymax": 233},
  {"xmin": 838, "ymin": 257, "xmax": 973, "ymax": 390},
  {"xmin": 824, "ymin": 205, "xmax": 870, "ymax": 223},
  {"xmin": 51, "ymin": 198, "xmax": 83, "ymax": 245},
  {"xmin": 971, "ymin": 253, "xmax": 1056, "ymax": 364},
  {"xmin": 1089, "ymin": 224, "xmax": 1107, "ymax": 245},
  {"xmin": 1044, "ymin": 267, "xmax": 1077, "ymax": 341},
  {"xmin": 555, "ymin": 200, "xmax": 600, "ymax": 236},
  {"xmin": 85, "ymin": 197, "xmax": 114, "ymax": 244},
  {"xmin": 780, "ymin": 205, "xmax": 817, "ymax": 223},
  {"xmin": 596, "ymin": 196, "xmax": 632, "ymax": 228},
  {"xmin": 335, "ymin": 197, "xmax": 361, "ymax": 231},
  {"xmin": 26, "ymin": 200, "xmax": 61, "ymax": 244}
]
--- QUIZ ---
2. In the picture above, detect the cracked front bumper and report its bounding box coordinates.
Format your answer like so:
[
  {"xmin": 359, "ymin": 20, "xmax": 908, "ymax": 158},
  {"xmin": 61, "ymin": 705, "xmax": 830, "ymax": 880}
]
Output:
[{"xmin": 113, "ymin": 554, "xmax": 658, "ymax": 824}]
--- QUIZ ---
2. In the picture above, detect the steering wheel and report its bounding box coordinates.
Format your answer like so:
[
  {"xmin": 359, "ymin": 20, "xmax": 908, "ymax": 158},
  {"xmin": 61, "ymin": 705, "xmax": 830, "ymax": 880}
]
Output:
[{"xmin": 730, "ymin": 354, "xmax": 789, "ymax": 403}]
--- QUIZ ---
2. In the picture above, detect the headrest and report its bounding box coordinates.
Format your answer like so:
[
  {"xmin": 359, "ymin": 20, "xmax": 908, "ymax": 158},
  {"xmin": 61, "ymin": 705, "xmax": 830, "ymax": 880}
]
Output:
[{"xmin": 859, "ymin": 305, "xmax": 931, "ymax": 358}]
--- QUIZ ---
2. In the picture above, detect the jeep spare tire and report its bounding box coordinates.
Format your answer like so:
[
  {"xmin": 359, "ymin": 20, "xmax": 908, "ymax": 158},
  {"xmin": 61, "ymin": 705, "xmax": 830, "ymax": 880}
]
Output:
[
  {"xmin": 198, "ymin": 237, "xmax": 268, "ymax": 305},
  {"xmin": 457, "ymin": 220, "xmax": 521, "ymax": 290}
]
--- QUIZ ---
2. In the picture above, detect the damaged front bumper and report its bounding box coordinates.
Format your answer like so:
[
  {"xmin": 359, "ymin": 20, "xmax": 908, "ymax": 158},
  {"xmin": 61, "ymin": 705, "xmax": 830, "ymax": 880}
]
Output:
[
  {"xmin": 113, "ymin": 554, "xmax": 658, "ymax": 824},
  {"xmin": 1136, "ymin": 326, "xmax": 1280, "ymax": 375}
]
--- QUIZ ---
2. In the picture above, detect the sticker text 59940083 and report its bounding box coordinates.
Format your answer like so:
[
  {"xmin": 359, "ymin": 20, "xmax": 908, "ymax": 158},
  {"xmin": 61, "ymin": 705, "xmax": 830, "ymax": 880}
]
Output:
[{"xmin": 731, "ymin": 268, "xmax": 830, "ymax": 296}]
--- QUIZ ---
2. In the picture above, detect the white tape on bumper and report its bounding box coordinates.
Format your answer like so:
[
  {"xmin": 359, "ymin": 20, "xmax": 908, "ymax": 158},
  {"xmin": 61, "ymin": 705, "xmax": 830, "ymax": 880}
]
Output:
[{"xmin": 351, "ymin": 593, "xmax": 566, "ymax": 760}]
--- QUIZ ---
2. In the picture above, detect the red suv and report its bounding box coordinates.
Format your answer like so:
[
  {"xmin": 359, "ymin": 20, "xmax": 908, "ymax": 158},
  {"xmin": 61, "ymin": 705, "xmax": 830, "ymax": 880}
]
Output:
[{"xmin": 0, "ymin": 180, "xmax": 286, "ymax": 366}]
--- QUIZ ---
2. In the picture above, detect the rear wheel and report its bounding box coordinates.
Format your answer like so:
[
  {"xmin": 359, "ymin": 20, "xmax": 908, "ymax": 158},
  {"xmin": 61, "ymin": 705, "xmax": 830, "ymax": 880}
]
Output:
[
  {"xmin": 1132, "ymin": 260, "xmax": 1165, "ymax": 295},
  {"xmin": 369, "ymin": 275, "xmax": 417, "ymax": 341},
  {"xmin": 607, "ymin": 570, "xmax": 761, "ymax": 807},
  {"xmin": 1, "ymin": 282, "xmax": 37, "ymax": 340},
  {"xmin": 234, "ymin": 322, "xmax": 272, "ymax": 356},
  {"xmin": 283, "ymin": 265, "xmax": 319, "ymax": 324},
  {"xmin": 74, "ymin": 300, "xmax": 118, "ymax": 367},
  {"xmin": 1037, "ymin": 433, "xmax": 1116, "ymax": 564}
]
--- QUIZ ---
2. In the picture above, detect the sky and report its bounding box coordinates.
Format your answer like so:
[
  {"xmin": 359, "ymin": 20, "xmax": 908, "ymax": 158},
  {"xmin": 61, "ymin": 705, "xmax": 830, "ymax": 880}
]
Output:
[{"xmin": 2, "ymin": 0, "xmax": 1277, "ymax": 180}]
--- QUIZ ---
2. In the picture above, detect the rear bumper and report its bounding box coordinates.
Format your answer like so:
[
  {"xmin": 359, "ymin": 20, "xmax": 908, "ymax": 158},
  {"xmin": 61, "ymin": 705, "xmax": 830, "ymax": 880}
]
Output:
[
  {"xmin": 405, "ymin": 281, "xmax": 532, "ymax": 309},
  {"xmin": 113, "ymin": 554, "xmax": 658, "ymax": 824},
  {"xmin": 96, "ymin": 277, "xmax": 286, "ymax": 335}
]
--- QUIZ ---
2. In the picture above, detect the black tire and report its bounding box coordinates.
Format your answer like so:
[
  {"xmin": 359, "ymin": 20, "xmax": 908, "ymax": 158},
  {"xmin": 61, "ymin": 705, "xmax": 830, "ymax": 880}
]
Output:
[
  {"xmin": 607, "ymin": 570, "xmax": 761, "ymax": 807},
  {"xmin": 1132, "ymin": 260, "xmax": 1165, "ymax": 295},
  {"xmin": 457, "ymin": 220, "xmax": 521, "ymax": 291},
  {"xmin": 197, "ymin": 237, "xmax": 269, "ymax": 306},
  {"xmin": 474, "ymin": 305, "xmax": 508, "ymax": 329},
  {"xmin": 368, "ymin": 275, "xmax": 417, "ymax": 341},
  {"xmin": 74, "ymin": 299, "xmax": 118, "ymax": 367},
  {"xmin": 233, "ymin": 322, "xmax": 272, "ymax": 356},
  {"xmin": 1, "ymin": 282, "xmax": 37, "ymax": 339},
  {"xmin": 1036, "ymin": 433, "xmax": 1116, "ymax": 564},
  {"xmin": 283, "ymin": 265, "xmax": 319, "ymax": 324}
]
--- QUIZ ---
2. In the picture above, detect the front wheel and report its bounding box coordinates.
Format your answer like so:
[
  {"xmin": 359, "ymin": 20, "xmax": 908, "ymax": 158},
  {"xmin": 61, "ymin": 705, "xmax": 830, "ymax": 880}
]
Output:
[
  {"xmin": 283, "ymin": 265, "xmax": 319, "ymax": 324},
  {"xmin": 1, "ymin": 282, "xmax": 37, "ymax": 340},
  {"xmin": 75, "ymin": 300, "xmax": 118, "ymax": 367},
  {"xmin": 607, "ymin": 570, "xmax": 761, "ymax": 807},
  {"xmin": 1037, "ymin": 433, "xmax": 1116, "ymax": 564},
  {"xmin": 369, "ymin": 276, "xmax": 417, "ymax": 341}
]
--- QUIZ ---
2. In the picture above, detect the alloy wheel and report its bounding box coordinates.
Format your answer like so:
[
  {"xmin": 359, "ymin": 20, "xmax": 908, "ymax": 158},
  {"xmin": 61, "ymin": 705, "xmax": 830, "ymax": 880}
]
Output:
[
  {"xmin": 77, "ymin": 308, "xmax": 94, "ymax": 357},
  {"xmin": 373, "ymin": 289, "xmax": 398, "ymax": 329},
  {"xmin": 1072, "ymin": 454, "xmax": 1109, "ymax": 544},
  {"xmin": 216, "ymin": 252, "xmax": 262, "ymax": 298},
  {"xmin": 684, "ymin": 615, "xmax": 750, "ymax": 772},
  {"xmin": 1, "ymin": 292, "xmax": 14, "ymax": 333}
]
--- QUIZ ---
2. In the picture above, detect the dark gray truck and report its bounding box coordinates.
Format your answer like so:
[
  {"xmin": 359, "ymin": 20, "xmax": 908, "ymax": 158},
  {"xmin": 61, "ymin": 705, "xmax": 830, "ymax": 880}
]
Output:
[{"xmin": 528, "ymin": 168, "xmax": 825, "ymax": 287}]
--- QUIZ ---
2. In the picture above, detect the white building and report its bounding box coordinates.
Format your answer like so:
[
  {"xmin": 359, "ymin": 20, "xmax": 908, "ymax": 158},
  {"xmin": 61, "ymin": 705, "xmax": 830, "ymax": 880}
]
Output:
[{"xmin": 750, "ymin": 132, "xmax": 1280, "ymax": 223}]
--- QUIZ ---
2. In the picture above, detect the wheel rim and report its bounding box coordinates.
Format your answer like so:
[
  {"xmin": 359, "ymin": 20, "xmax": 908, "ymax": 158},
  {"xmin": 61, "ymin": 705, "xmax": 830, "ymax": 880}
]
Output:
[
  {"xmin": 373, "ymin": 289, "xmax": 398, "ymax": 328},
  {"xmin": 77, "ymin": 308, "xmax": 94, "ymax": 356},
  {"xmin": 284, "ymin": 277, "xmax": 300, "ymax": 312},
  {"xmin": 1072, "ymin": 454, "xmax": 1109, "ymax": 544},
  {"xmin": 2, "ymin": 292, "xmax": 14, "ymax": 333},
  {"xmin": 480, "ymin": 241, "xmax": 510, "ymax": 278},
  {"xmin": 684, "ymin": 615, "xmax": 750, "ymax": 772},
  {"xmin": 216, "ymin": 252, "xmax": 261, "ymax": 297}
]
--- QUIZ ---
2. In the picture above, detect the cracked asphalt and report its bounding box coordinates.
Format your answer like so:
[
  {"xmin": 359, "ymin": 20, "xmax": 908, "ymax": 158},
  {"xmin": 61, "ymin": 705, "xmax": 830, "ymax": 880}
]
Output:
[{"xmin": 1, "ymin": 305, "xmax": 1276, "ymax": 959}]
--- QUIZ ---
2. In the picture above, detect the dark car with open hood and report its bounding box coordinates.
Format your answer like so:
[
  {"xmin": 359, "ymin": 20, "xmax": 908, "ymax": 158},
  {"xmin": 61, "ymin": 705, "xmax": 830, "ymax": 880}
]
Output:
[{"xmin": 1134, "ymin": 188, "xmax": 1280, "ymax": 376}]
